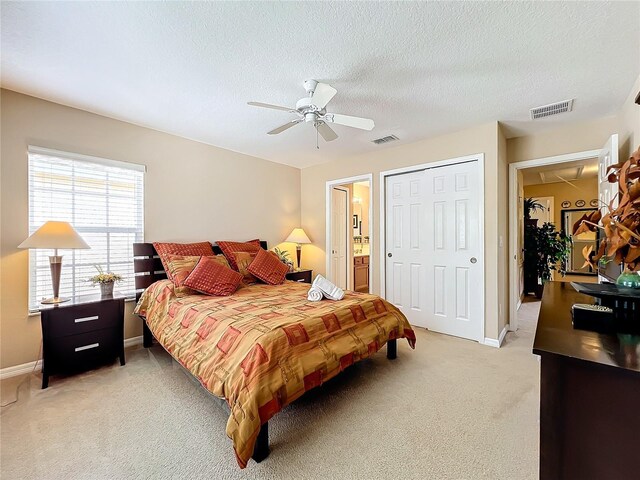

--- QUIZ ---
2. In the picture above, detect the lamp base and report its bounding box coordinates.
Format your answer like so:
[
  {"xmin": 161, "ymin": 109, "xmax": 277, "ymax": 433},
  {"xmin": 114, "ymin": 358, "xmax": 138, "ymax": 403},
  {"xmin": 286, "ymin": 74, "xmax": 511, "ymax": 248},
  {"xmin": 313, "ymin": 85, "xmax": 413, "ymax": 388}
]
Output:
[{"xmin": 41, "ymin": 297, "xmax": 70, "ymax": 305}]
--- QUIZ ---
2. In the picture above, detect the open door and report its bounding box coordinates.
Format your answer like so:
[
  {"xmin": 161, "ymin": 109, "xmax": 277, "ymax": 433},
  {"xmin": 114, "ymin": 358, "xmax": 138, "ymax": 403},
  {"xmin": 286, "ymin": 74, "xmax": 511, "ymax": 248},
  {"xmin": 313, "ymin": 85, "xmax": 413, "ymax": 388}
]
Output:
[
  {"xmin": 517, "ymin": 170, "xmax": 525, "ymax": 304},
  {"xmin": 598, "ymin": 134, "xmax": 619, "ymax": 212},
  {"xmin": 598, "ymin": 134, "xmax": 620, "ymax": 282},
  {"xmin": 330, "ymin": 187, "xmax": 348, "ymax": 289}
]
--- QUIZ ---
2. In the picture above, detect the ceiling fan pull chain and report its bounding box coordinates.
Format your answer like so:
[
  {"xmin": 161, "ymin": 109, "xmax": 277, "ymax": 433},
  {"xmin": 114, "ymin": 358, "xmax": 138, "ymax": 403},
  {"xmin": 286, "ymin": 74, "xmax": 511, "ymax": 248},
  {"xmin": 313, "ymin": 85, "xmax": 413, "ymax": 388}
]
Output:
[{"xmin": 316, "ymin": 124, "xmax": 319, "ymax": 149}]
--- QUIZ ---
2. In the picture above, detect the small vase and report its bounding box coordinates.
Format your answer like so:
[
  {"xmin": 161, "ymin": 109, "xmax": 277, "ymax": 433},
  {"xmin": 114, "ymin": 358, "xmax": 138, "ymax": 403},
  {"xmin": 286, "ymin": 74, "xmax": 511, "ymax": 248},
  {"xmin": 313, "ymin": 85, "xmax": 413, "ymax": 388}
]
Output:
[
  {"xmin": 100, "ymin": 282, "xmax": 115, "ymax": 297},
  {"xmin": 616, "ymin": 269, "xmax": 640, "ymax": 289}
]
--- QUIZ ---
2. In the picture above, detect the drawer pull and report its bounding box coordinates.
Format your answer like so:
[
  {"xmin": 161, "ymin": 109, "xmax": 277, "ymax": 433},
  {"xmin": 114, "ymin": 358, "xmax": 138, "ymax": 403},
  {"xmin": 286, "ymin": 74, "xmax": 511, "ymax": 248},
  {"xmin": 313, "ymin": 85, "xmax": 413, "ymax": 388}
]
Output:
[
  {"xmin": 75, "ymin": 315, "xmax": 99, "ymax": 323},
  {"xmin": 75, "ymin": 343, "xmax": 99, "ymax": 352}
]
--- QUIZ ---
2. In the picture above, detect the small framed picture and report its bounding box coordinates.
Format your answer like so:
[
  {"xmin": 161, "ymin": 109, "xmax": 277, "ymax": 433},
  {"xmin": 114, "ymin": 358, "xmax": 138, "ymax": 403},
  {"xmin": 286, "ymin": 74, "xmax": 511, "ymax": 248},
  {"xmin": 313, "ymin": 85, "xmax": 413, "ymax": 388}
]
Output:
[
  {"xmin": 561, "ymin": 201, "xmax": 571, "ymax": 208},
  {"xmin": 590, "ymin": 199, "xmax": 599, "ymax": 207},
  {"xmin": 352, "ymin": 214, "xmax": 358, "ymax": 229},
  {"xmin": 575, "ymin": 199, "xmax": 586, "ymax": 207}
]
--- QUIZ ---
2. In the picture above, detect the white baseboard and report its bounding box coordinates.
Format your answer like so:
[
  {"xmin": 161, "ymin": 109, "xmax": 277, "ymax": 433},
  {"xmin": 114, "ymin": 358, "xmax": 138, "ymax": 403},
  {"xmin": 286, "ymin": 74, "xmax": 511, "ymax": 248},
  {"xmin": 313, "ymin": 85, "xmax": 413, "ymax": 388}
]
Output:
[
  {"xmin": 0, "ymin": 335, "xmax": 144, "ymax": 380},
  {"xmin": 483, "ymin": 324, "xmax": 510, "ymax": 348},
  {"xmin": 0, "ymin": 360, "xmax": 44, "ymax": 380},
  {"xmin": 124, "ymin": 335, "xmax": 143, "ymax": 348}
]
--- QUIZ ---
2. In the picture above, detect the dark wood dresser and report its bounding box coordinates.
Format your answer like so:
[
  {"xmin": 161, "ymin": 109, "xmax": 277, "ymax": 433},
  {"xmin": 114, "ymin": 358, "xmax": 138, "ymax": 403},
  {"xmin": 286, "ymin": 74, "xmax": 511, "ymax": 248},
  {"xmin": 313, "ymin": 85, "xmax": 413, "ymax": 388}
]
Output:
[
  {"xmin": 533, "ymin": 282, "xmax": 640, "ymax": 480},
  {"xmin": 40, "ymin": 295, "xmax": 125, "ymax": 388}
]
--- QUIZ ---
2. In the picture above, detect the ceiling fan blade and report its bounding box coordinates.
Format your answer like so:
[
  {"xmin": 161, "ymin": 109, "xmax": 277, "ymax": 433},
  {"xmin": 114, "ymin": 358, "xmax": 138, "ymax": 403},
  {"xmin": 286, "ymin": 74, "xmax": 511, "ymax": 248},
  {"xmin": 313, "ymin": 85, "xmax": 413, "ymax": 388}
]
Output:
[
  {"xmin": 316, "ymin": 122, "xmax": 338, "ymax": 142},
  {"xmin": 324, "ymin": 113, "xmax": 375, "ymax": 131},
  {"xmin": 310, "ymin": 82, "xmax": 337, "ymax": 109},
  {"xmin": 267, "ymin": 119, "xmax": 302, "ymax": 135},
  {"xmin": 248, "ymin": 101, "xmax": 297, "ymax": 113}
]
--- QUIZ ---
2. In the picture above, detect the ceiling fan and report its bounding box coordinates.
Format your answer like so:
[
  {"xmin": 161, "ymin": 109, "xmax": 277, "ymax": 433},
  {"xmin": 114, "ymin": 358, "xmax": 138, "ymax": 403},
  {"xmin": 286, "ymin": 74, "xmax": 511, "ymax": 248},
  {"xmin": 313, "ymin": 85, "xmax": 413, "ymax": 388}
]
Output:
[{"xmin": 248, "ymin": 79, "xmax": 375, "ymax": 143}]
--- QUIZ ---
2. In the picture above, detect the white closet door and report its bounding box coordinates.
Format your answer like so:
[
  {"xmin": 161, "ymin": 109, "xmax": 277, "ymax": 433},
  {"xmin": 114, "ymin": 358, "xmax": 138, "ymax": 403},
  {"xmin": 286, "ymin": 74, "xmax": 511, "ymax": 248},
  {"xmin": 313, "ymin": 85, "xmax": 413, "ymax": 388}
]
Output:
[
  {"xmin": 385, "ymin": 160, "xmax": 483, "ymax": 341},
  {"xmin": 385, "ymin": 170, "xmax": 428, "ymax": 327},
  {"xmin": 424, "ymin": 161, "xmax": 482, "ymax": 341}
]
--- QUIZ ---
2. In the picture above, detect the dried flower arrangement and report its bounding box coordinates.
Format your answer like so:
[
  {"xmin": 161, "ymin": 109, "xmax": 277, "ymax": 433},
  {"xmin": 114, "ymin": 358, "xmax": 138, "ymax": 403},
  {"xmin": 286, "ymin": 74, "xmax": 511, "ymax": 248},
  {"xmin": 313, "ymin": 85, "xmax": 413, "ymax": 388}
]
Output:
[{"xmin": 574, "ymin": 145, "xmax": 640, "ymax": 273}]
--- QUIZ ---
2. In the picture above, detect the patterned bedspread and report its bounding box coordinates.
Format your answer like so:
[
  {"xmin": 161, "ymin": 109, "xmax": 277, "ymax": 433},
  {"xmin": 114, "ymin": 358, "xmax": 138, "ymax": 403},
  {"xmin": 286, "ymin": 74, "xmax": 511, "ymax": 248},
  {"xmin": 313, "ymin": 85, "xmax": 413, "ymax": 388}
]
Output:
[{"xmin": 134, "ymin": 280, "xmax": 416, "ymax": 468}]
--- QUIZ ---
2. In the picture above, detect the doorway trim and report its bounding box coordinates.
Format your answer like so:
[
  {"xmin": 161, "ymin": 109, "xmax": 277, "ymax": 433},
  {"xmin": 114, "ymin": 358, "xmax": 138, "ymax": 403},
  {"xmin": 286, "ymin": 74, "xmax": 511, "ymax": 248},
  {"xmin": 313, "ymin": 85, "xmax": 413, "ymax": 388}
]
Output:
[
  {"xmin": 379, "ymin": 153, "xmax": 485, "ymax": 342},
  {"xmin": 508, "ymin": 149, "xmax": 600, "ymax": 331},
  {"xmin": 325, "ymin": 173, "xmax": 374, "ymax": 291}
]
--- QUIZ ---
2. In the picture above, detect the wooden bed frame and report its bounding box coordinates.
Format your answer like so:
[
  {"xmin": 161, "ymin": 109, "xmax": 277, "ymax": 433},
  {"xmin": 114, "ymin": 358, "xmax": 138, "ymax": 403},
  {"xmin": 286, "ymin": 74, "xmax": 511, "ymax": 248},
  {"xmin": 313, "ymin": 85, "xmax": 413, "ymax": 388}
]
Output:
[{"xmin": 133, "ymin": 241, "xmax": 398, "ymax": 464}]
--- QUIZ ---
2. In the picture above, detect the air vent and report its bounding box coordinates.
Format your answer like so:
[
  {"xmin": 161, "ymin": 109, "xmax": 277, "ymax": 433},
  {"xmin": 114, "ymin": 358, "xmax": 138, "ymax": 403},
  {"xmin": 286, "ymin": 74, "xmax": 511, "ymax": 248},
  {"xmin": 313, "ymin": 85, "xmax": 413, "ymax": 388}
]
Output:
[
  {"xmin": 530, "ymin": 99, "xmax": 574, "ymax": 119},
  {"xmin": 372, "ymin": 135, "xmax": 399, "ymax": 145}
]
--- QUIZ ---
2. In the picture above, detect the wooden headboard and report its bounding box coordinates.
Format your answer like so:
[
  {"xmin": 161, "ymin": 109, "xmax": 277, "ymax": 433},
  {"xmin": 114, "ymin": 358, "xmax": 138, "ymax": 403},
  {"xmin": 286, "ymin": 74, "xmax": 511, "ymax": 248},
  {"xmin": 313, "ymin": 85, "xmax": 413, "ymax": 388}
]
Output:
[{"xmin": 133, "ymin": 241, "xmax": 268, "ymax": 300}]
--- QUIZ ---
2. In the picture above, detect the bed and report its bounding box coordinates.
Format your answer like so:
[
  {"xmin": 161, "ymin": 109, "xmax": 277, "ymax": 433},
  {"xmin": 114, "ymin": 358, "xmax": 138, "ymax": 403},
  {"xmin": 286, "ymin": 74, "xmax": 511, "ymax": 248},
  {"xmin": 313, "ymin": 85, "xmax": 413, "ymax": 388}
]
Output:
[{"xmin": 133, "ymin": 241, "xmax": 416, "ymax": 468}]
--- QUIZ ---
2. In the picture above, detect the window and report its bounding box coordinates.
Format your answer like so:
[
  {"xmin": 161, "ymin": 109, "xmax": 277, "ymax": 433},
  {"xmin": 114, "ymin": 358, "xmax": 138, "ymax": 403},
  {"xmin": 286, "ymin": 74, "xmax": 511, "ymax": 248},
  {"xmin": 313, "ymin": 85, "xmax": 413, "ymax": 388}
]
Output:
[{"xmin": 27, "ymin": 146, "xmax": 145, "ymax": 311}]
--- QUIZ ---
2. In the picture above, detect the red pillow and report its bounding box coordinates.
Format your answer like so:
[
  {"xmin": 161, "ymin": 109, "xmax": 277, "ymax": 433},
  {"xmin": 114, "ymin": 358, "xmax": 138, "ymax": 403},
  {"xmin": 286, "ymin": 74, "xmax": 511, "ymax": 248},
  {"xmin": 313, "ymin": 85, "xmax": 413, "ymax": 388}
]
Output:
[
  {"xmin": 153, "ymin": 242, "xmax": 214, "ymax": 281},
  {"xmin": 248, "ymin": 249, "xmax": 289, "ymax": 285},
  {"xmin": 216, "ymin": 239, "xmax": 261, "ymax": 271},
  {"xmin": 165, "ymin": 254, "xmax": 231, "ymax": 297},
  {"xmin": 184, "ymin": 256, "xmax": 243, "ymax": 296}
]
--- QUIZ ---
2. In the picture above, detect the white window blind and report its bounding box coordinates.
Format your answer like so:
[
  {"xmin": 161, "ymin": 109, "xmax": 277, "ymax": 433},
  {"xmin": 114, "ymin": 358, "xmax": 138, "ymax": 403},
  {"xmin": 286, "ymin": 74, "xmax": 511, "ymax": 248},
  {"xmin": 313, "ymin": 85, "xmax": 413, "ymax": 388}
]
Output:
[{"xmin": 27, "ymin": 147, "xmax": 144, "ymax": 311}]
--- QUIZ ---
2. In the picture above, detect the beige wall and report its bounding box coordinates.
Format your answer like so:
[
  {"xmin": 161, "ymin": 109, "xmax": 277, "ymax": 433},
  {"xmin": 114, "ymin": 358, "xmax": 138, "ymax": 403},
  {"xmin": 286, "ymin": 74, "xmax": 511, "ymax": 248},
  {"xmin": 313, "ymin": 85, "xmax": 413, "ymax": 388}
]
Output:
[
  {"xmin": 497, "ymin": 124, "xmax": 509, "ymax": 333},
  {"xmin": 301, "ymin": 122, "xmax": 506, "ymax": 342},
  {"xmin": 0, "ymin": 89, "xmax": 301, "ymax": 369}
]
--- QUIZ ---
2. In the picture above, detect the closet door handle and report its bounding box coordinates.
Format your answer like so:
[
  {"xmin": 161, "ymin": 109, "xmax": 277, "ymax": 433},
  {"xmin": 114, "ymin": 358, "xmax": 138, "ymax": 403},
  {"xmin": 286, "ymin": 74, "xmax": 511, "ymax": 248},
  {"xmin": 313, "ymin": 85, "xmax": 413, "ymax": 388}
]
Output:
[
  {"xmin": 470, "ymin": 257, "xmax": 477, "ymax": 264},
  {"xmin": 388, "ymin": 253, "xmax": 392, "ymax": 257}
]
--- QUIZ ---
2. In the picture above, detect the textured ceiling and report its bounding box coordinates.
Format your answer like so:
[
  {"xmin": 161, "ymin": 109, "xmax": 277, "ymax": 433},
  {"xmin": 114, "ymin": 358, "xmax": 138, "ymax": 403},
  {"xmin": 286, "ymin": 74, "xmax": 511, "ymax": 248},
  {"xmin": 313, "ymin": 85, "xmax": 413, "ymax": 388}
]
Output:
[
  {"xmin": 522, "ymin": 158, "xmax": 598, "ymax": 186},
  {"xmin": 2, "ymin": 2, "xmax": 639, "ymax": 168}
]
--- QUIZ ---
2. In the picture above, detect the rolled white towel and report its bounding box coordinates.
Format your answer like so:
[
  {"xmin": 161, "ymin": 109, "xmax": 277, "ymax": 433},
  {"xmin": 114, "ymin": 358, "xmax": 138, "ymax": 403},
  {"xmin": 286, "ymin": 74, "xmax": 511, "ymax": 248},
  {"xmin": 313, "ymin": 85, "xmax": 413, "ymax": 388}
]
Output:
[
  {"xmin": 312, "ymin": 274, "xmax": 345, "ymax": 301},
  {"xmin": 307, "ymin": 286, "xmax": 323, "ymax": 302}
]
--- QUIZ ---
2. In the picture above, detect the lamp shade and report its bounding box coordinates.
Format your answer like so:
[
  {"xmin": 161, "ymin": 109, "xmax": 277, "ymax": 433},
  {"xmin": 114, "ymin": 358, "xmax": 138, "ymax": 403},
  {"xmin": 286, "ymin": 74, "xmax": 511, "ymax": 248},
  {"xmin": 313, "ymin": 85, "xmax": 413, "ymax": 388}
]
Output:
[
  {"xmin": 285, "ymin": 228, "xmax": 311, "ymax": 245},
  {"xmin": 18, "ymin": 221, "xmax": 90, "ymax": 250}
]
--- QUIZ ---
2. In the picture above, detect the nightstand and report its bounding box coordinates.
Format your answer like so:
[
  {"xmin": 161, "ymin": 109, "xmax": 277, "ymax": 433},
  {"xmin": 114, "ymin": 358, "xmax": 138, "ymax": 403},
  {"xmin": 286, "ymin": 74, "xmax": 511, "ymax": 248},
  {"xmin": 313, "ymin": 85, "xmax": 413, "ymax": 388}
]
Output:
[
  {"xmin": 286, "ymin": 269, "xmax": 313, "ymax": 284},
  {"xmin": 40, "ymin": 294, "xmax": 125, "ymax": 389}
]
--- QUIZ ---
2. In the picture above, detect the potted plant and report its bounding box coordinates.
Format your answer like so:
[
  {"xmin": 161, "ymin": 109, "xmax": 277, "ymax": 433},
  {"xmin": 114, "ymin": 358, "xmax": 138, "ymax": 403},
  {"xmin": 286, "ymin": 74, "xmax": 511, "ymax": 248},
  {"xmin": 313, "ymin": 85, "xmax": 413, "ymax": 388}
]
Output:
[
  {"xmin": 524, "ymin": 221, "xmax": 572, "ymax": 298},
  {"xmin": 272, "ymin": 247, "xmax": 294, "ymax": 272},
  {"xmin": 524, "ymin": 197, "xmax": 545, "ymax": 226},
  {"xmin": 89, "ymin": 265, "xmax": 123, "ymax": 297},
  {"xmin": 574, "ymin": 146, "xmax": 640, "ymax": 288}
]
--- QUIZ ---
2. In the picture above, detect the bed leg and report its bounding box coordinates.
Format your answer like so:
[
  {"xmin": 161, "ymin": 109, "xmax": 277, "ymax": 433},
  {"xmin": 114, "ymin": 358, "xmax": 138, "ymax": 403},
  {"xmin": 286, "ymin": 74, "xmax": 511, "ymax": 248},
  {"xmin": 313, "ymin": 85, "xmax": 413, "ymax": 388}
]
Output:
[
  {"xmin": 387, "ymin": 339, "xmax": 397, "ymax": 360},
  {"xmin": 142, "ymin": 320, "xmax": 153, "ymax": 348},
  {"xmin": 252, "ymin": 422, "xmax": 270, "ymax": 463}
]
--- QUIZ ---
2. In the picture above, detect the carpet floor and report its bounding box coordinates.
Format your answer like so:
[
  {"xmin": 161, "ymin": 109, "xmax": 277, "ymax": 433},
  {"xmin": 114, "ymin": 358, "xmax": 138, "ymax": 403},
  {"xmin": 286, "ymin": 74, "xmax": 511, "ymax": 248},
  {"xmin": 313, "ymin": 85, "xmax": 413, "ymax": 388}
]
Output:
[{"xmin": 1, "ymin": 301, "xmax": 541, "ymax": 479}]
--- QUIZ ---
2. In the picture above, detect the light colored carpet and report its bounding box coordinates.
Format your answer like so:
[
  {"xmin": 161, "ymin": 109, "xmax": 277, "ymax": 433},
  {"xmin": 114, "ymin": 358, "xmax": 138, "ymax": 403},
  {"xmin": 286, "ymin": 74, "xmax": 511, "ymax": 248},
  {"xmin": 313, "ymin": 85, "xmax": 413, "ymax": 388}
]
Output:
[{"xmin": 1, "ymin": 302, "xmax": 541, "ymax": 479}]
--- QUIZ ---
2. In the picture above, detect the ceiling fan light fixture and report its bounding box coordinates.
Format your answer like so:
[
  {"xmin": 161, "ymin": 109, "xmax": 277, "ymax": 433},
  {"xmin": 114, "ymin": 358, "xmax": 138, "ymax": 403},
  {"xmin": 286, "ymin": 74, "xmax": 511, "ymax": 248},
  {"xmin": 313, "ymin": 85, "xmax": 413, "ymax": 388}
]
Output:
[{"xmin": 248, "ymin": 79, "xmax": 375, "ymax": 145}]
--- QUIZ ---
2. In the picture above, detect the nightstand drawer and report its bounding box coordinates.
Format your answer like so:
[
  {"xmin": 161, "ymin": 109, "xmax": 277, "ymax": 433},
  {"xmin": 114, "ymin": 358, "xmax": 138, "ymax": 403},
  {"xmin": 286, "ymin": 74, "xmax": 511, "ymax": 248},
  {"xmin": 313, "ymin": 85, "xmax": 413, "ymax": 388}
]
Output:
[
  {"xmin": 49, "ymin": 329, "xmax": 117, "ymax": 369},
  {"xmin": 44, "ymin": 301, "xmax": 121, "ymax": 338},
  {"xmin": 286, "ymin": 270, "xmax": 312, "ymax": 284}
]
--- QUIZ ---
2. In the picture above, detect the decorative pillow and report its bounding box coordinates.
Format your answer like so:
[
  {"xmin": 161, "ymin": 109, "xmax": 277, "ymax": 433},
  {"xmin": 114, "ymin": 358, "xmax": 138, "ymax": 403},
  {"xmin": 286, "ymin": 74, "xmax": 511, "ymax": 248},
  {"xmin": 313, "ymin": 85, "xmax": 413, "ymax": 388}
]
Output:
[
  {"xmin": 248, "ymin": 248, "xmax": 289, "ymax": 285},
  {"xmin": 233, "ymin": 251, "xmax": 259, "ymax": 285},
  {"xmin": 183, "ymin": 256, "xmax": 243, "ymax": 296},
  {"xmin": 165, "ymin": 254, "xmax": 230, "ymax": 297},
  {"xmin": 216, "ymin": 239, "xmax": 261, "ymax": 271},
  {"xmin": 153, "ymin": 242, "xmax": 214, "ymax": 281}
]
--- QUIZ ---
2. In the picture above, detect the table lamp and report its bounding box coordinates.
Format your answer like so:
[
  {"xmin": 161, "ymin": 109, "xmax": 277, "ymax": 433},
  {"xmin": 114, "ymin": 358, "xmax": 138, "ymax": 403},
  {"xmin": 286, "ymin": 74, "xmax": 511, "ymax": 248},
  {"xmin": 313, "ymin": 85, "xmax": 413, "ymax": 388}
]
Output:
[
  {"xmin": 285, "ymin": 228, "xmax": 311, "ymax": 270},
  {"xmin": 18, "ymin": 221, "xmax": 90, "ymax": 304}
]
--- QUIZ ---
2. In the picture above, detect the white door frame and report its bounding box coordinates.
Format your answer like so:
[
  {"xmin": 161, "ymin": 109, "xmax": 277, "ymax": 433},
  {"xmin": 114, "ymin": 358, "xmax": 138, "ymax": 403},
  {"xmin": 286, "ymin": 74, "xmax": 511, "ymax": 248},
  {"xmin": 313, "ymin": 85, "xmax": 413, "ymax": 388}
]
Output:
[
  {"xmin": 379, "ymin": 153, "xmax": 486, "ymax": 342},
  {"xmin": 508, "ymin": 149, "xmax": 600, "ymax": 331},
  {"xmin": 326, "ymin": 173, "xmax": 374, "ymax": 290}
]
